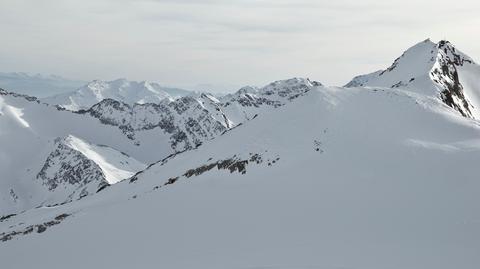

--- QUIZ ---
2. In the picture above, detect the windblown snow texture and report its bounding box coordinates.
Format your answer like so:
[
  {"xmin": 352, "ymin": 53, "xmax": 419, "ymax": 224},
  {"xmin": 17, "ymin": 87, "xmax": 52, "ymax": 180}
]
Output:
[
  {"xmin": 345, "ymin": 39, "xmax": 480, "ymax": 118},
  {"xmin": 1, "ymin": 39, "xmax": 480, "ymax": 269}
]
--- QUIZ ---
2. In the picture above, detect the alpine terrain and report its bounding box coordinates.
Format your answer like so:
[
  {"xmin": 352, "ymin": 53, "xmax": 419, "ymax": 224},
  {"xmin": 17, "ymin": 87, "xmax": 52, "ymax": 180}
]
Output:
[
  {"xmin": 1, "ymin": 39, "xmax": 480, "ymax": 269},
  {"xmin": 42, "ymin": 78, "xmax": 192, "ymax": 111}
]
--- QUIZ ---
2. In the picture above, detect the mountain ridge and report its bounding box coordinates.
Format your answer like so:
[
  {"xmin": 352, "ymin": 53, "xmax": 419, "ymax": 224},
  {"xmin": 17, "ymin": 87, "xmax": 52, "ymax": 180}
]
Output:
[
  {"xmin": 345, "ymin": 39, "xmax": 480, "ymax": 118},
  {"xmin": 42, "ymin": 78, "xmax": 193, "ymax": 111},
  {"xmin": 0, "ymin": 77, "xmax": 319, "ymax": 215},
  {"xmin": 1, "ymin": 38, "xmax": 480, "ymax": 269},
  {"xmin": 3, "ymin": 82, "xmax": 480, "ymax": 269}
]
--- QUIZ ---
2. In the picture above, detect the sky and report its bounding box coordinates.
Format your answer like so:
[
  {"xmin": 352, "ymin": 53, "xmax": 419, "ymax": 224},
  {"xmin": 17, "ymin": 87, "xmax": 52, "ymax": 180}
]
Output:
[{"xmin": 0, "ymin": 0, "xmax": 479, "ymax": 92}]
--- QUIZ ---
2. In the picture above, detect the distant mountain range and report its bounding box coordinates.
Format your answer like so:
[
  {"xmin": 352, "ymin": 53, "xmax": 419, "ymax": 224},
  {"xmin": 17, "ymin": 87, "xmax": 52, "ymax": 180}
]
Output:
[
  {"xmin": 42, "ymin": 79, "xmax": 192, "ymax": 111},
  {"xmin": 345, "ymin": 39, "xmax": 480, "ymax": 118},
  {"xmin": 0, "ymin": 72, "xmax": 86, "ymax": 97},
  {"xmin": 1, "ymin": 39, "xmax": 480, "ymax": 269}
]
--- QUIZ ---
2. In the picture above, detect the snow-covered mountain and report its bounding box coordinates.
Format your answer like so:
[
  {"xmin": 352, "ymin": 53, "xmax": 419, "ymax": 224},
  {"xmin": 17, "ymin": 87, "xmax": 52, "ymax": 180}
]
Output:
[
  {"xmin": 2, "ymin": 80, "xmax": 480, "ymax": 269},
  {"xmin": 43, "ymin": 79, "xmax": 192, "ymax": 111},
  {"xmin": 346, "ymin": 39, "xmax": 480, "ymax": 119},
  {"xmin": 1, "ymin": 39, "xmax": 480, "ymax": 269},
  {"xmin": 0, "ymin": 72, "xmax": 85, "ymax": 97},
  {"xmin": 36, "ymin": 135, "xmax": 145, "ymax": 205},
  {"xmin": 77, "ymin": 77, "xmax": 318, "ymax": 149},
  {"xmin": 0, "ymin": 88, "xmax": 156, "ymax": 214},
  {"xmin": 0, "ymin": 77, "xmax": 317, "ymax": 215}
]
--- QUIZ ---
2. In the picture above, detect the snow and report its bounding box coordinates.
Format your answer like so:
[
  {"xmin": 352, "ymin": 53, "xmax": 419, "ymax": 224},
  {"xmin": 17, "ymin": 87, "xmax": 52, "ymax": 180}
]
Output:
[
  {"xmin": 1, "ymin": 39, "xmax": 480, "ymax": 269},
  {"xmin": 457, "ymin": 63, "xmax": 480, "ymax": 119},
  {"xmin": 64, "ymin": 135, "xmax": 146, "ymax": 184},
  {"xmin": 0, "ymin": 91, "xmax": 174, "ymax": 215},
  {"xmin": 2, "ymin": 84, "xmax": 480, "ymax": 269},
  {"xmin": 345, "ymin": 39, "xmax": 438, "ymax": 91},
  {"xmin": 345, "ymin": 39, "xmax": 480, "ymax": 119},
  {"xmin": 42, "ymin": 79, "xmax": 192, "ymax": 111},
  {"xmin": 0, "ymin": 76, "xmax": 313, "ymax": 215},
  {"xmin": 0, "ymin": 100, "xmax": 30, "ymax": 128}
]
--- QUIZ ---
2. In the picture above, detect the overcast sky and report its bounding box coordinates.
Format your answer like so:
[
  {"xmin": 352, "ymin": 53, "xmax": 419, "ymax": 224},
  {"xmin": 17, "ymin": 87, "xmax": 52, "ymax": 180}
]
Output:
[{"xmin": 0, "ymin": 0, "xmax": 479, "ymax": 92}]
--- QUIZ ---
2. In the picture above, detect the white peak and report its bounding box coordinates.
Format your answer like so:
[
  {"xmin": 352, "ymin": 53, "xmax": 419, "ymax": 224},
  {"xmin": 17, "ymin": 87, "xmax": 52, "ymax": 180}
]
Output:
[
  {"xmin": 268, "ymin": 77, "xmax": 317, "ymax": 87},
  {"xmin": 43, "ymin": 78, "xmax": 191, "ymax": 110},
  {"xmin": 414, "ymin": 38, "xmax": 436, "ymax": 48},
  {"xmin": 261, "ymin": 77, "xmax": 321, "ymax": 93},
  {"xmin": 346, "ymin": 39, "xmax": 480, "ymax": 119},
  {"xmin": 62, "ymin": 134, "xmax": 146, "ymax": 184},
  {"xmin": 262, "ymin": 78, "xmax": 322, "ymax": 90},
  {"xmin": 200, "ymin": 93, "xmax": 220, "ymax": 103},
  {"xmin": 436, "ymin": 40, "xmax": 475, "ymax": 64},
  {"xmin": 345, "ymin": 39, "xmax": 448, "ymax": 89}
]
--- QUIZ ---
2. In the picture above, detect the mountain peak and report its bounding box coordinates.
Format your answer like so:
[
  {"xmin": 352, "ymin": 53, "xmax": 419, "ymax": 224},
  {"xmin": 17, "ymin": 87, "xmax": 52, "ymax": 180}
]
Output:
[
  {"xmin": 43, "ymin": 79, "xmax": 192, "ymax": 111},
  {"xmin": 345, "ymin": 39, "xmax": 480, "ymax": 118},
  {"xmin": 266, "ymin": 77, "xmax": 321, "ymax": 88}
]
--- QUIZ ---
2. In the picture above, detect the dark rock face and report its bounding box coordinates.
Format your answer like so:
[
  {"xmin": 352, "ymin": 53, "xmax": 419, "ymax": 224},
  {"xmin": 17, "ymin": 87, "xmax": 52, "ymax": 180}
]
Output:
[
  {"xmin": 345, "ymin": 40, "xmax": 477, "ymax": 119},
  {"xmin": 226, "ymin": 93, "xmax": 283, "ymax": 108},
  {"xmin": 147, "ymin": 154, "xmax": 265, "ymax": 191},
  {"xmin": 0, "ymin": 214, "xmax": 16, "ymax": 222},
  {"xmin": 37, "ymin": 140, "xmax": 105, "ymax": 190},
  {"xmin": 0, "ymin": 88, "xmax": 39, "ymax": 103},
  {"xmin": 0, "ymin": 213, "xmax": 70, "ymax": 242},
  {"xmin": 36, "ymin": 138, "xmax": 108, "ymax": 203},
  {"xmin": 179, "ymin": 154, "xmax": 265, "ymax": 180},
  {"xmin": 79, "ymin": 97, "xmax": 228, "ymax": 151},
  {"xmin": 431, "ymin": 41, "xmax": 474, "ymax": 118},
  {"xmin": 80, "ymin": 78, "xmax": 318, "ymax": 152},
  {"xmin": 223, "ymin": 78, "xmax": 316, "ymax": 109}
]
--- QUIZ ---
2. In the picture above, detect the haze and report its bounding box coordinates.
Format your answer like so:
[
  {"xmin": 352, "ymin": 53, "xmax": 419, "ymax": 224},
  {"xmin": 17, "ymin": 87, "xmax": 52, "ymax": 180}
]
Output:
[{"xmin": 1, "ymin": 0, "xmax": 479, "ymax": 92}]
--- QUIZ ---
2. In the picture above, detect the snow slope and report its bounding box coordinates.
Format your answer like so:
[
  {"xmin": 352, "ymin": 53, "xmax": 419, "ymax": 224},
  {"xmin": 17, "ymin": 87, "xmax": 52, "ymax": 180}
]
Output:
[
  {"xmin": 36, "ymin": 135, "xmax": 146, "ymax": 205},
  {"xmin": 42, "ymin": 79, "xmax": 191, "ymax": 111},
  {"xmin": 0, "ymin": 89, "xmax": 162, "ymax": 215},
  {"xmin": 63, "ymin": 135, "xmax": 146, "ymax": 184},
  {"xmin": 346, "ymin": 39, "xmax": 480, "ymax": 118},
  {"xmin": 0, "ymin": 72, "xmax": 85, "ymax": 97},
  {"xmin": 1, "ymin": 39, "xmax": 480, "ymax": 269},
  {"xmin": 0, "ymin": 77, "xmax": 317, "ymax": 215},
  {"xmin": 78, "ymin": 77, "xmax": 318, "ymax": 150},
  {"xmin": 1, "ymin": 84, "xmax": 480, "ymax": 269}
]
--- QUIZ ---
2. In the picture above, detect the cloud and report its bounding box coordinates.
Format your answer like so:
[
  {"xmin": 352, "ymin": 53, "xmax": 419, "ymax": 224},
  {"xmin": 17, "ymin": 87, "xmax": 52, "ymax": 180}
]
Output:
[{"xmin": 0, "ymin": 0, "xmax": 479, "ymax": 91}]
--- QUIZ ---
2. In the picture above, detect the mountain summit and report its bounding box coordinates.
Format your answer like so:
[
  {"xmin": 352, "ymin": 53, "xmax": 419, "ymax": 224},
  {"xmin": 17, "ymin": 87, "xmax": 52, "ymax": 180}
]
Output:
[
  {"xmin": 346, "ymin": 39, "xmax": 480, "ymax": 118},
  {"xmin": 2, "ymin": 40, "xmax": 480, "ymax": 269},
  {"xmin": 42, "ymin": 79, "xmax": 192, "ymax": 111}
]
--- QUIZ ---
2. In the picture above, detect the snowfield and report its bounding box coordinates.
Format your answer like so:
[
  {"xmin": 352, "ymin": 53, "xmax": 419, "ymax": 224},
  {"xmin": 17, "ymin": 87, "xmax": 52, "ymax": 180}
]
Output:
[
  {"xmin": 345, "ymin": 39, "xmax": 480, "ymax": 119},
  {"xmin": 2, "ymin": 85, "xmax": 480, "ymax": 269},
  {"xmin": 1, "ymin": 39, "xmax": 480, "ymax": 269},
  {"xmin": 63, "ymin": 135, "xmax": 146, "ymax": 184},
  {"xmin": 42, "ymin": 78, "xmax": 192, "ymax": 111}
]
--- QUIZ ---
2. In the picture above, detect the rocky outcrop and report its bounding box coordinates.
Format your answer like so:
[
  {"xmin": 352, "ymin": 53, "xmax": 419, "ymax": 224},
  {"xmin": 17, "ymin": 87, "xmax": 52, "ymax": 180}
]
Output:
[
  {"xmin": 79, "ymin": 78, "xmax": 320, "ymax": 151},
  {"xmin": 0, "ymin": 213, "xmax": 70, "ymax": 242},
  {"xmin": 79, "ymin": 96, "xmax": 228, "ymax": 150},
  {"xmin": 344, "ymin": 39, "xmax": 479, "ymax": 119},
  {"xmin": 36, "ymin": 137, "xmax": 108, "ymax": 204},
  {"xmin": 0, "ymin": 88, "xmax": 39, "ymax": 103},
  {"xmin": 430, "ymin": 41, "xmax": 474, "ymax": 118}
]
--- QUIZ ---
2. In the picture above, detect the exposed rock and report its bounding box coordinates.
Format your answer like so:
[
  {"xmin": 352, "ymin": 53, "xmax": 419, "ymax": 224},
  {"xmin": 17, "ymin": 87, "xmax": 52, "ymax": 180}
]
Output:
[
  {"xmin": 36, "ymin": 137, "xmax": 109, "ymax": 205},
  {"xmin": 430, "ymin": 41, "xmax": 474, "ymax": 118},
  {"xmin": 0, "ymin": 214, "xmax": 70, "ymax": 242}
]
